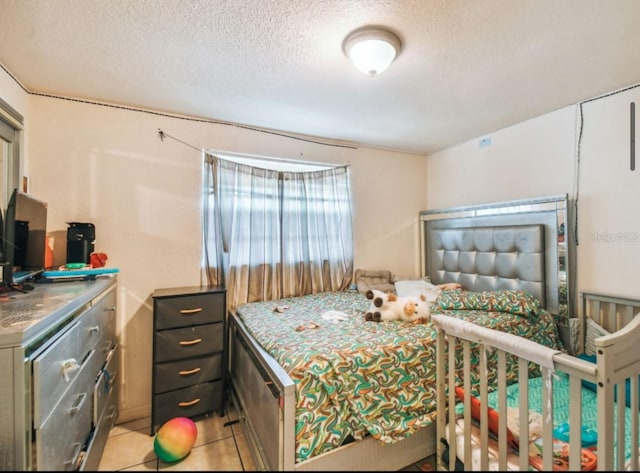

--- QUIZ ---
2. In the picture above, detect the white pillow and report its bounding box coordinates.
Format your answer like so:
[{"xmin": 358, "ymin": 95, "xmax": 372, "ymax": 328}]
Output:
[
  {"xmin": 394, "ymin": 279, "xmax": 441, "ymax": 302},
  {"xmin": 584, "ymin": 318, "xmax": 610, "ymax": 355}
]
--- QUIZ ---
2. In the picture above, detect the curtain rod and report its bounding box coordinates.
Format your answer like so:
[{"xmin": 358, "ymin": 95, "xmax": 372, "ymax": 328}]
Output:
[
  {"xmin": 205, "ymin": 148, "xmax": 346, "ymax": 169},
  {"xmin": 157, "ymin": 121, "xmax": 357, "ymax": 151},
  {"xmin": 158, "ymin": 129, "xmax": 348, "ymax": 168}
]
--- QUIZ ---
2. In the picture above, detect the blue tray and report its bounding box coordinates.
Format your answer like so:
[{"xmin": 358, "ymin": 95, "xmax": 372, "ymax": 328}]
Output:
[{"xmin": 41, "ymin": 267, "xmax": 119, "ymax": 279}]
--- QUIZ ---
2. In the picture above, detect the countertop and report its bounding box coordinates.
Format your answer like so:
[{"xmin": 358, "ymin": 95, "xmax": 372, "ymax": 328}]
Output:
[{"xmin": 0, "ymin": 276, "xmax": 117, "ymax": 349}]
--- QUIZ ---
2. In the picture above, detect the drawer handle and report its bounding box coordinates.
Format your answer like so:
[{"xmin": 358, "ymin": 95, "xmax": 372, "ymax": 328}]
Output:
[
  {"xmin": 106, "ymin": 370, "xmax": 117, "ymax": 392},
  {"xmin": 178, "ymin": 398, "xmax": 201, "ymax": 407},
  {"xmin": 179, "ymin": 367, "xmax": 201, "ymax": 376},
  {"xmin": 61, "ymin": 358, "xmax": 80, "ymax": 382},
  {"xmin": 107, "ymin": 406, "xmax": 119, "ymax": 422},
  {"xmin": 180, "ymin": 307, "xmax": 203, "ymax": 314},
  {"xmin": 63, "ymin": 442, "xmax": 83, "ymax": 467},
  {"xmin": 89, "ymin": 325, "xmax": 100, "ymax": 335},
  {"xmin": 103, "ymin": 339, "xmax": 114, "ymax": 354},
  {"xmin": 179, "ymin": 338, "xmax": 203, "ymax": 346},
  {"xmin": 69, "ymin": 392, "xmax": 88, "ymax": 415},
  {"xmin": 105, "ymin": 344, "xmax": 118, "ymax": 364},
  {"xmin": 105, "ymin": 306, "xmax": 116, "ymax": 312}
]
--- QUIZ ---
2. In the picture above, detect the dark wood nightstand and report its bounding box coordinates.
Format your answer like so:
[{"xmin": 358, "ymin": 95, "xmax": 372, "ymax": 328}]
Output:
[{"xmin": 151, "ymin": 285, "xmax": 226, "ymax": 435}]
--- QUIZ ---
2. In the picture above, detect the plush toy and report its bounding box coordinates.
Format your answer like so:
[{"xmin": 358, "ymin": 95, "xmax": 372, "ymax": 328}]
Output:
[
  {"xmin": 438, "ymin": 282, "xmax": 463, "ymax": 291},
  {"xmin": 364, "ymin": 290, "xmax": 431, "ymax": 322},
  {"xmin": 363, "ymin": 282, "xmax": 463, "ymax": 323},
  {"xmin": 365, "ymin": 289, "xmax": 392, "ymax": 309}
]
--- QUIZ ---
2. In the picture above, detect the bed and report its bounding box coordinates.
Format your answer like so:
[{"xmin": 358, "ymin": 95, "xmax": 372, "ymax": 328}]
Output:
[
  {"xmin": 227, "ymin": 194, "xmax": 571, "ymax": 471},
  {"xmin": 434, "ymin": 291, "xmax": 640, "ymax": 471}
]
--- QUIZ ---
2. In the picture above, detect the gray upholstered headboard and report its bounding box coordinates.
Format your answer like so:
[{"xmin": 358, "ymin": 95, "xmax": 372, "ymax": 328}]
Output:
[
  {"xmin": 428, "ymin": 225, "xmax": 545, "ymax": 306},
  {"xmin": 420, "ymin": 194, "xmax": 571, "ymax": 316}
]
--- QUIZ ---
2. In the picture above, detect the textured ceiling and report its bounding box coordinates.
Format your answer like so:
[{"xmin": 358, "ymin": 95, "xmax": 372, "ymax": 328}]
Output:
[{"xmin": 1, "ymin": 0, "xmax": 639, "ymax": 155}]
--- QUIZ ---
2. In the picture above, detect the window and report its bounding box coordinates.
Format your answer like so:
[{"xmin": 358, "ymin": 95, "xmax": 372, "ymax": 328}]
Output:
[
  {"xmin": 203, "ymin": 152, "xmax": 354, "ymax": 306},
  {"xmin": 215, "ymin": 153, "xmax": 341, "ymax": 266}
]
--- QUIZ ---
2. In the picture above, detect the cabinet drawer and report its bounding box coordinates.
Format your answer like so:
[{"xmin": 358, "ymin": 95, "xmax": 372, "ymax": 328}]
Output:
[
  {"xmin": 154, "ymin": 293, "xmax": 225, "ymax": 330},
  {"xmin": 95, "ymin": 315, "xmax": 117, "ymax": 362},
  {"xmin": 33, "ymin": 323, "xmax": 82, "ymax": 426},
  {"xmin": 33, "ymin": 308, "xmax": 116, "ymax": 428},
  {"xmin": 77, "ymin": 287, "xmax": 116, "ymax": 360},
  {"xmin": 82, "ymin": 400, "xmax": 118, "ymax": 471},
  {"xmin": 153, "ymin": 380, "xmax": 224, "ymax": 429},
  {"xmin": 155, "ymin": 323, "xmax": 223, "ymax": 363},
  {"xmin": 35, "ymin": 349, "xmax": 96, "ymax": 470},
  {"xmin": 154, "ymin": 353, "xmax": 223, "ymax": 393},
  {"xmin": 94, "ymin": 344, "xmax": 119, "ymax": 424}
]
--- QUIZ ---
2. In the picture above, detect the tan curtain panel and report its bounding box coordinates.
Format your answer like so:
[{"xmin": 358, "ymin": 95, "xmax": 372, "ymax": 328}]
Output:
[{"xmin": 202, "ymin": 153, "xmax": 354, "ymax": 310}]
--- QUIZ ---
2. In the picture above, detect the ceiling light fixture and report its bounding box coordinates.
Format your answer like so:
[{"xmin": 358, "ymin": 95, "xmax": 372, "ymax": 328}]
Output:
[{"xmin": 342, "ymin": 26, "xmax": 402, "ymax": 77}]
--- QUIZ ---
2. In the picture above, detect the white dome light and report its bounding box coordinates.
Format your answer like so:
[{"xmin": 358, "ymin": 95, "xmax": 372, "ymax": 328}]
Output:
[{"xmin": 343, "ymin": 27, "xmax": 402, "ymax": 77}]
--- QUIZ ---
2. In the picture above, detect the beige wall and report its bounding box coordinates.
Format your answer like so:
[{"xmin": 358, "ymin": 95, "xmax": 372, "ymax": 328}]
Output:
[
  {"xmin": 1, "ymin": 66, "xmax": 427, "ymax": 421},
  {"xmin": 425, "ymin": 105, "xmax": 576, "ymax": 209},
  {"xmin": 425, "ymin": 85, "xmax": 640, "ymax": 301}
]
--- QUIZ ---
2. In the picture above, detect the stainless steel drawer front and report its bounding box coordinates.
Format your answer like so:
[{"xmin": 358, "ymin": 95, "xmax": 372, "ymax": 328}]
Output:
[
  {"xmin": 33, "ymin": 289, "xmax": 116, "ymax": 428},
  {"xmin": 32, "ymin": 322, "xmax": 82, "ymax": 427},
  {"xmin": 77, "ymin": 289, "xmax": 116, "ymax": 360},
  {"xmin": 36, "ymin": 349, "xmax": 97, "ymax": 470},
  {"xmin": 94, "ymin": 344, "xmax": 119, "ymax": 424}
]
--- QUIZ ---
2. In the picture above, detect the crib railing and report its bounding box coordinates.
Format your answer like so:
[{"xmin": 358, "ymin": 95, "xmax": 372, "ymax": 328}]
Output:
[
  {"xmin": 586, "ymin": 292, "xmax": 640, "ymax": 471},
  {"xmin": 435, "ymin": 294, "xmax": 640, "ymax": 471},
  {"xmin": 580, "ymin": 291, "xmax": 640, "ymax": 352}
]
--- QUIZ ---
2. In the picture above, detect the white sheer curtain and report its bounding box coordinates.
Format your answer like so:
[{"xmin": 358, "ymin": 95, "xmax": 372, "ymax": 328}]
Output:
[{"xmin": 202, "ymin": 152, "xmax": 354, "ymax": 310}]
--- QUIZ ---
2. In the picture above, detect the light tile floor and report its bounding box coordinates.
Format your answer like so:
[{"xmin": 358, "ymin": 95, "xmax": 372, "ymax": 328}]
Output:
[{"xmin": 98, "ymin": 402, "xmax": 436, "ymax": 471}]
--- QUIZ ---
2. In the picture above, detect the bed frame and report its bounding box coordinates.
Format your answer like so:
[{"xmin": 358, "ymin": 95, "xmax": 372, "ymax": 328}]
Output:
[
  {"xmin": 435, "ymin": 292, "xmax": 640, "ymax": 471},
  {"xmin": 227, "ymin": 194, "xmax": 570, "ymax": 470},
  {"xmin": 228, "ymin": 313, "xmax": 434, "ymax": 471}
]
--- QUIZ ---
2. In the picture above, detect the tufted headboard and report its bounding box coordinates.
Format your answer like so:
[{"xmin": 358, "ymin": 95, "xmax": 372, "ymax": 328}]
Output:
[
  {"xmin": 428, "ymin": 225, "xmax": 545, "ymax": 306},
  {"xmin": 420, "ymin": 194, "xmax": 571, "ymax": 316}
]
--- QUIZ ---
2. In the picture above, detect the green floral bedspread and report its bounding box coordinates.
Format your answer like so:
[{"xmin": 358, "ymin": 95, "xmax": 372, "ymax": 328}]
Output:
[{"xmin": 235, "ymin": 289, "xmax": 563, "ymax": 463}]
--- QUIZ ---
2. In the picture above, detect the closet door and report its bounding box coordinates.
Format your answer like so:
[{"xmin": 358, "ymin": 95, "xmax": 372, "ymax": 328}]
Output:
[{"xmin": 577, "ymin": 87, "xmax": 639, "ymax": 296}]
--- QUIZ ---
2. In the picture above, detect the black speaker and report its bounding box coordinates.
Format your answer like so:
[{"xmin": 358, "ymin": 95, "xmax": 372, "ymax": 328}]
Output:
[
  {"xmin": 66, "ymin": 222, "xmax": 95, "ymax": 264},
  {"xmin": 14, "ymin": 220, "xmax": 29, "ymax": 269}
]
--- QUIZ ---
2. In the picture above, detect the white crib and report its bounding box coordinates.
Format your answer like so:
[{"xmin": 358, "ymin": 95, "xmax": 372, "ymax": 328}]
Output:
[{"xmin": 435, "ymin": 292, "xmax": 640, "ymax": 471}]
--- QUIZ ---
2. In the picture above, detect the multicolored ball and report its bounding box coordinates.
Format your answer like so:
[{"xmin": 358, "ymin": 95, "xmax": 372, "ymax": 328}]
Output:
[{"xmin": 153, "ymin": 417, "xmax": 198, "ymax": 462}]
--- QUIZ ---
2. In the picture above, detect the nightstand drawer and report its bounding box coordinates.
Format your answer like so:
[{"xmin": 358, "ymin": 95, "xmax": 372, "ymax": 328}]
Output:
[
  {"xmin": 153, "ymin": 380, "xmax": 224, "ymax": 428},
  {"xmin": 155, "ymin": 323, "xmax": 223, "ymax": 362},
  {"xmin": 154, "ymin": 353, "xmax": 223, "ymax": 393},
  {"xmin": 154, "ymin": 293, "xmax": 225, "ymax": 330}
]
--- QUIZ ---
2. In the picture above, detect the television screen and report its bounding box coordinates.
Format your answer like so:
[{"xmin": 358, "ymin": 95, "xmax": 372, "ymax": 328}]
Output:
[{"xmin": 4, "ymin": 189, "xmax": 48, "ymax": 285}]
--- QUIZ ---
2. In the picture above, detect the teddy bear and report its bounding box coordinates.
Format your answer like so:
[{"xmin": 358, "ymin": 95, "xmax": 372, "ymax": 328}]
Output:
[
  {"xmin": 363, "ymin": 282, "xmax": 463, "ymax": 323},
  {"xmin": 364, "ymin": 290, "xmax": 431, "ymax": 322},
  {"xmin": 438, "ymin": 282, "xmax": 463, "ymax": 291}
]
